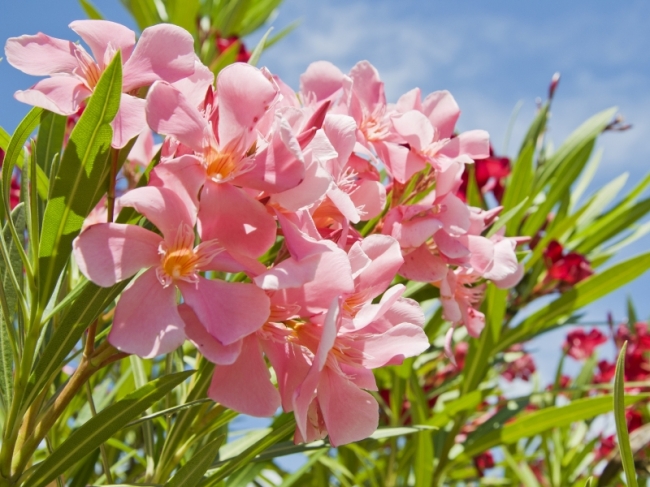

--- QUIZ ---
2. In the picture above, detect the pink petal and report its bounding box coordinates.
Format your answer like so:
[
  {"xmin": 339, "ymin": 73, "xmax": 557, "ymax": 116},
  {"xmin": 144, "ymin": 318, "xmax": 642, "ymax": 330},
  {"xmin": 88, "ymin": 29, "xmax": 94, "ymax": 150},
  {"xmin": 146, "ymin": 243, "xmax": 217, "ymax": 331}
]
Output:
[
  {"xmin": 357, "ymin": 323, "xmax": 429, "ymax": 369},
  {"xmin": 318, "ymin": 368, "xmax": 378, "ymax": 446},
  {"xmin": 375, "ymin": 142, "xmax": 426, "ymax": 184},
  {"xmin": 69, "ymin": 20, "xmax": 135, "ymax": 67},
  {"xmin": 270, "ymin": 151, "xmax": 332, "ymax": 212},
  {"xmin": 322, "ymin": 114, "xmax": 357, "ymax": 170},
  {"xmin": 399, "ymin": 245, "xmax": 448, "ymax": 282},
  {"xmin": 275, "ymin": 210, "xmax": 333, "ymax": 261},
  {"xmin": 440, "ymin": 130, "xmax": 490, "ymax": 160},
  {"xmin": 437, "ymin": 193, "xmax": 471, "ymax": 235},
  {"xmin": 300, "ymin": 61, "xmax": 345, "ymax": 101},
  {"xmin": 349, "ymin": 61, "xmax": 384, "ymax": 111},
  {"xmin": 263, "ymin": 339, "xmax": 312, "ymax": 412},
  {"xmin": 198, "ymin": 181, "xmax": 276, "ymax": 259},
  {"xmin": 383, "ymin": 297, "xmax": 426, "ymax": 329},
  {"xmin": 128, "ymin": 128, "xmax": 158, "ymax": 168},
  {"xmin": 434, "ymin": 231, "xmax": 470, "ymax": 260},
  {"xmin": 179, "ymin": 304, "xmax": 241, "ymax": 365},
  {"xmin": 110, "ymin": 268, "xmax": 185, "ymax": 358},
  {"xmin": 146, "ymin": 81, "xmax": 208, "ymax": 153},
  {"xmin": 349, "ymin": 180, "xmax": 386, "ymax": 221},
  {"xmin": 5, "ymin": 33, "xmax": 78, "ymax": 76},
  {"xmin": 396, "ymin": 88, "xmax": 422, "ymax": 113},
  {"xmin": 232, "ymin": 114, "xmax": 305, "ymax": 193},
  {"xmin": 483, "ymin": 238, "xmax": 520, "ymax": 282},
  {"xmin": 178, "ymin": 277, "xmax": 270, "ymax": 346},
  {"xmin": 350, "ymin": 235, "xmax": 403, "ymax": 300},
  {"xmin": 149, "ymin": 155, "xmax": 205, "ymax": 209},
  {"xmin": 217, "ymin": 63, "xmax": 277, "ymax": 148},
  {"xmin": 122, "ymin": 24, "xmax": 196, "ymax": 92},
  {"xmin": 391, "ymin": 110, "xmax": 434, "ymax": 152},
  {"xmin": 111, "ymin": 93, "xmax": 146, "ymax": 149},
  {"xmin": 422, "ymin": 90, "xmax": 460, "ymax": 140},
  {"xmin": 208, "ymin": 334, "xmax": 280, "ymax": 417},
  {"xmin": 171, "ymin": 57, "xmax": 214, "ymax": 107},
  {"xmin": 327, "ymin": 186, "xmax": 360, "ymax": 223},
  {"xmin": 119, "ymin": 186, "xmax": 196, "ymax": 239},
  {"xmin": 73, "ymin": 222, "xmax": 161, "ymax": 287},
  {"xmin": 14, "ymin": 76, "xmax": 90, "ymax": 116}
]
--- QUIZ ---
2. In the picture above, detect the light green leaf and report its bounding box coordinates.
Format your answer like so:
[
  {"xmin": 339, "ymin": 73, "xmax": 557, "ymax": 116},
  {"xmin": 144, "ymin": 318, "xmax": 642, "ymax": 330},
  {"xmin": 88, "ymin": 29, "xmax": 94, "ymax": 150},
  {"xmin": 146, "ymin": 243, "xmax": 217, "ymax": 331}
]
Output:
[
  {"xmin": 499, "ymin": 252, "xmax": 650, "ymax": 351},
  {"xmin": 79, "ymin": 0, "xmax": 104, "ymax": 19},
  {"xmin": 166, "ymin": 435, "xmax": 224, "ymax": 487},
  {"xmin": 25, "ymin": 370, "xmax": 194, "ymax": 487},
  {"xmin": 166, "ymin": 0, "xmax": 200, "ymax": 33},
  {"xmin": 523, "ymin": 139, "xmax": 595, "ymax": 236},
  {"xmin": 278, "ymin": 450, "xmax": 328, "ymax": 487},
  {"xmin": 2, "ymin": 108, "xmax": 42, "ymax": 217},
  {"xmin": 518, "ymin": 102, "xmax": 548, "ymax": 157},
  {"xmin": 614, "ymin": 342, "xmax": 639, "ymax": 487},
  {"xmin": 36, "ymin": 111, "xmax": 67, "ymax": 175},
  {"xmin": 126, "ymin": 398, "xmax": 212, "ymax": 428},
  {"xmin": 535, "ymin": 107, "xmax": 617, "ymax": 192},
  {"xmin": 247, "ymin": 27, "xmax": 273, "ymax": 67},
  {"xmin": 0, "ymin": 204, "xmax": 25, "ymax": 408},
  {"xmin": 486, "ymin": 198, "xmax": 528, "ymax": 238},
  {"xmin": 501, "ymin": 142, "xmax": 534, "ymax": 234},
  {"xmin": 22, "ymin": 280, "xmax": 128, "ymax": 411},
  {"xmin": 120, "ymin": 0, "xmax": 161, "ymax": 30},
  {"xmin": 38, "ymin": 52, "xmax": 122, "ymax": 310},
  {"xmin": 459, "ymin": 393, "xmax": 648, "ymax": 460}
]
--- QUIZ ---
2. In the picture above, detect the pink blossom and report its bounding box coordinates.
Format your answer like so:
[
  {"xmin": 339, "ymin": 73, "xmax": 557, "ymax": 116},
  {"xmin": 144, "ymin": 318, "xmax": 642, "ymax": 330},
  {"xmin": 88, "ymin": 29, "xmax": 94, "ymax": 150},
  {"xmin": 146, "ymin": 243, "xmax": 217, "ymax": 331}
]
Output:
[
  {"xmin": 73, "ymin": 186, "xmax": 270, "ymax": 358},
  {"xmin": 5, "ymin": 20, "xmax": 197, "ymax": 148}
]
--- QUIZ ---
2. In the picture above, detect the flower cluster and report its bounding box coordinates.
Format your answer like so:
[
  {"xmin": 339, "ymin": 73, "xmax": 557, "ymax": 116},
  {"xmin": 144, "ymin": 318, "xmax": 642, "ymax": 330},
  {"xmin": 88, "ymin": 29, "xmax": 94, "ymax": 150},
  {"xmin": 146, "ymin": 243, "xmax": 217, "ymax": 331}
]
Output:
[{"xmin": 6, "ymin": 20, "xmax": 524, "ymax": 445}]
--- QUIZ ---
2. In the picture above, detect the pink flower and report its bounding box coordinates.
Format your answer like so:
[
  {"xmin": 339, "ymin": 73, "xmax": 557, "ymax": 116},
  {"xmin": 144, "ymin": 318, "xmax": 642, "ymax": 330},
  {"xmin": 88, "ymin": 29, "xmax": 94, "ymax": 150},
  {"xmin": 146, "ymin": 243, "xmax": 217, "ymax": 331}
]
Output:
[
  {"xmin": 73, "ymin": 186, "xmax": 270, "ymax": 358},
  {"xmin": 5, "ymin": 20, "xmax": 197, "ymax": 148},
  {"xmin": 563, "ymin": 328, "xmax": 607, "ymax": 360}
]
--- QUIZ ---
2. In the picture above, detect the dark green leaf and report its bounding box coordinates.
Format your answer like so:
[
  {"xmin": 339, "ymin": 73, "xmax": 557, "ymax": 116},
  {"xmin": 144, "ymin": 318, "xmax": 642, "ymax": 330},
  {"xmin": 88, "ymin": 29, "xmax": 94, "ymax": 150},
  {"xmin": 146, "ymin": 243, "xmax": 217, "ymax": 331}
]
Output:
[
  {"xmin": 23, "ymin": 280, "xmax": 128, "ymax": 411},
  {"xmin": 614, "ymin": 342, "xmax": 639, "ymax": 487},
  {"xmin": 35, "ymin": 111, "xmax": 66, "ymax": 174},
  {"xmin": 25, "ymin": 370, "xmax": 194, "ymax": 487},
  {"xmin": 499, "ymin": 252, "xmax": 650, "ymax": 351},
  {"xmin": 38, "ymin": 52, "xmax": 122, "ymax": 309},
  {"xmin": 166, "ymin": 435, "xmax": 224, "ymax": 487},
  {"xmin": 459, "ymin": 394, "xmax": 648, "ymax": 460}
]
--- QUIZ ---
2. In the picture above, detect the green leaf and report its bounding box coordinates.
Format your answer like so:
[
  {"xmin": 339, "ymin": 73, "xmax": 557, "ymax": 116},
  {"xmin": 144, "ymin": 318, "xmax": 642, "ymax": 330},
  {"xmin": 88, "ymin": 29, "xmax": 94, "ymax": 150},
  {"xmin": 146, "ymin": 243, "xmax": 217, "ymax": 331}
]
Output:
[
  {"xmin": 499, "ymin": 252, "xmax": 650, "ymax": 351},
  {"xmin": 120, "ymin": 0, "xmax": 161, "ymax": 30},
  {"xmin": 79, "ymin": 0, "xmax": 104, "ymax": 19},
  {"xmin": 166, "ymin": 0, "xmax": 200, "ymax": 33},
  {"xmin": 501, "ymin": 141, "xmax": 534, "ymax": 234},
  {"xmin": 23, "ymin": 280, "xmax": 128, "ymax": 411},
  {"xmin": 167, "ymin": 435, "xmax": 224, "ymax": 487},
  {"xmin": 25, "ymin": 370, "xmax": 194, "ymax": 487},
  {"xmin": 459, "ymin": 394, "xmax": 648, "ymax": 460},
  {"xmin": 614, "ymin": 342, "xmax": 639, "ymax": 487},
  {"xmin": 2, "ymin": 108, "xmax": 42, "ymax": 216},
  {"xmin": 38, "ymin": 52, "xmax": 122, "ymax": 309},
  {"xmin": 203, "ymin": 418, "xmax": 295, "ymax": 485},
  {"xmin": 210, "ymin": 39, "xmax": 242, "ymax": 75},
  {"xmin": 278, "ymin": 450, "xmax": 328, "ymax": 487},
  {"xmin": 36, "ymin": 111, "xmax": 67, "ymax": 174},
  {"xmin": 535, "ymin": 107, "xmax": 616, "ymax": 192},
  {"xmin": 518, "ymin": 102, "xmax": 548, "ymax": 156},
  {"xmin": 247, "ymin": 27, "xmax": 273, "ymax": 67},
  {"xmin": 486, "ymin": 198, "xmax": 528, "ymax": 238},
  {"xmin": 522, "ymin": 139, "xmax": 595, "ymax": 236},
  {"xmin": 126, "ymin": 398, "xmax": 212, "ymax": 428},
  {"xmin": 0, "ymin": 204, "xmax": 25, "ymax": 408}
]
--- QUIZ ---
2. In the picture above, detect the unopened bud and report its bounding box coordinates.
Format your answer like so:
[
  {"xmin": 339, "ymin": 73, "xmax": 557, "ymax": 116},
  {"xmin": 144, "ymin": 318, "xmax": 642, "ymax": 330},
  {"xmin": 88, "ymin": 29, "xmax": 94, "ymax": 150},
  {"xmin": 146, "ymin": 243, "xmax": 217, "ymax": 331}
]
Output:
[{"xmin": 549, "ymin": 72, "xmax": 561, "ymax": 99}]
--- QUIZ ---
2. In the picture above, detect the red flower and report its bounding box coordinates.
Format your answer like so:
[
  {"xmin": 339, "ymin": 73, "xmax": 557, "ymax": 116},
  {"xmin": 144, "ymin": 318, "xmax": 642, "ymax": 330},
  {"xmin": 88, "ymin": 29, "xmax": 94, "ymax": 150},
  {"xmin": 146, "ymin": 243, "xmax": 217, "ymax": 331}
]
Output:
[
  {"xmin": 563, "ymin": 328, "xmax": 607, "ymax": 360},
  {"xmin": 473, "ymin": 451, "xmax": 495, "ymax": 476},
  {"xmin": 216, "ymin": 34, "xmax": 251, "ymax": 63},
  {"xmin": 543, "ymin": 240, "xmax": 593, "ymax": 286},
  {"xmin": 458, "ymin": 146, "xmax": 511, "ymax": 203},
  {"xmin": 594, "ymin": 360, "xmax": 616, "ymax": 384},
  {"xmin": 502, "ymin": 345, "xmax": 536, "ymax": 382},
  {"xmin": 595, "ymin": 434, "xmax": 616, "ymax": 460},
  {"xmin": 626, "ymin": 408, "xmax": 644, "ymax": 433}
]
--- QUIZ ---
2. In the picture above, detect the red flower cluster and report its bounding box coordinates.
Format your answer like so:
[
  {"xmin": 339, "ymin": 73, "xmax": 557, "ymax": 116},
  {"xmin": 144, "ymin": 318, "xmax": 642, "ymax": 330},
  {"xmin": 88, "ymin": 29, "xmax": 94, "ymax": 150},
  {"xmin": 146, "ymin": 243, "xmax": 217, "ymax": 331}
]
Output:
[
  {"xmin": 563, "ymin": 328, "xmax": 607, "ymax": 360},
  {"xmin": 458, "ymin": 146, "xmax": 510, "ymax": 203},
  {"xmin": 543, "ymin": 240, "xmax": 593, "ymax": 287},
  {"xmin": 501, "ymin": 344, "xmax": 536, "ymax": 382}
]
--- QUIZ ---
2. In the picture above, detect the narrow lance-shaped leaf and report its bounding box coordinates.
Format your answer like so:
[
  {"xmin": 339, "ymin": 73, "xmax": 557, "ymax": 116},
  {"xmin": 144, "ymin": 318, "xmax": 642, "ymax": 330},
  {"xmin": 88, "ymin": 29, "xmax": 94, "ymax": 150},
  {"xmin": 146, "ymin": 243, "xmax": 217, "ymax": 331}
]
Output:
[
  {"xmin": 38, "ymin": 52, "xmax": 122, "ymax": 310},
  {"xmin": 458, "ymin": 393, "xmax": 649, "ymax": 460},
  {"xmin": 0, "ymin": 204, "xmax": 26, "ymax": 408},
  {"xmin": 166, "ymin": 435, "xmax": 225, "ymax": 487},
  {"xmin": 22, "ymin": 280, "xmax": 129, "ymax": 411},
  {"xmin": 35, "ymin": 111, "xmax": 66, "ymax": 174},
  {"xmin": 498, "ymin": 252, "xmax": 650, "ymax": 351},
  {"xmin": 25, "ymin": 370, "xmax": 195, "ymax": 487},
  {"xmin": 614, "ymin": 342, "xmax": 639, "ymax": 487}
]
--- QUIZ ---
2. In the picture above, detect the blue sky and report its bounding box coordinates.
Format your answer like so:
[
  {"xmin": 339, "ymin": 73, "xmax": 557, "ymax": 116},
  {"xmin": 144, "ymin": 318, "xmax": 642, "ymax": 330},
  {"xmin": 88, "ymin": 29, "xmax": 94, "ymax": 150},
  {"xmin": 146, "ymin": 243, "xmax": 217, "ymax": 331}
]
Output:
[{"xmin": 2, "ymin": 0, "xmax": 650, "ymax": 381}]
